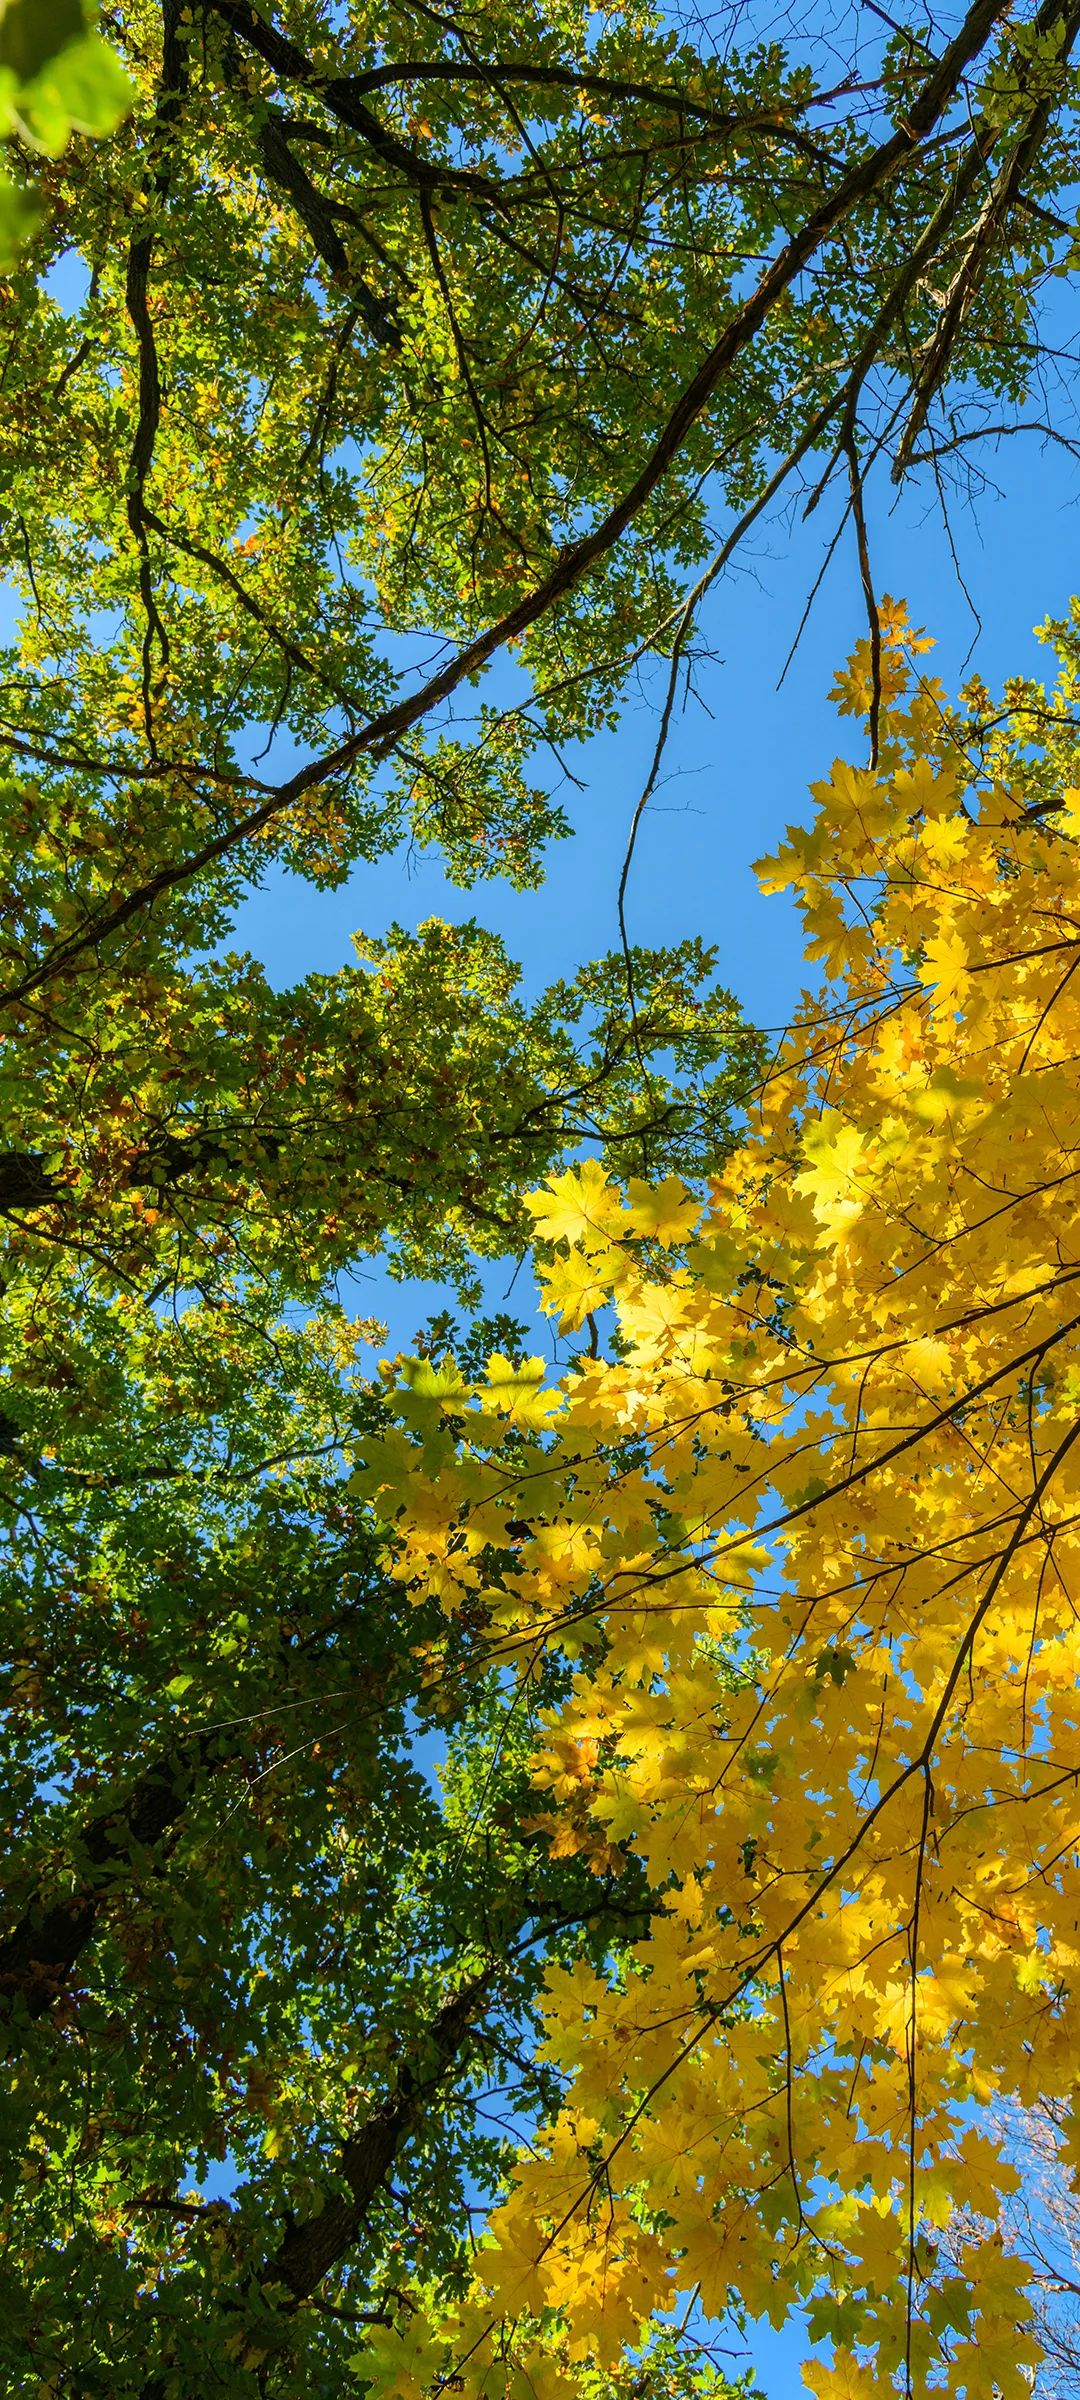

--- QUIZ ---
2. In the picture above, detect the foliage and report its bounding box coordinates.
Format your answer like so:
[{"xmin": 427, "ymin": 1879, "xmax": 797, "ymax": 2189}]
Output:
[
  {"xmin": 0, "ymin": 898, "xmax": 760, "ymax": 1327},
  {"xmin": 9, "ymin": 0, "xmax": 1080, "ymax": 2391},
  {"xmin": 0, "ymin": 0, "xmax": 130, "ymax": 257},
  {"xmin": 374, "ymin": 603, "xmax": 1080, "ymax": 2396},
  {"xmin": 2, "ymin": 0, "xmax": 1080, "ymax": 977}
]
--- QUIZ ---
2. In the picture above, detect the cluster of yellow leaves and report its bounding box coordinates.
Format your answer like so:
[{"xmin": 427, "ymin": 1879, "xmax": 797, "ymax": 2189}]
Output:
[{"xmin": 361, "ymin": 606, "xmax": 1080, "ymax": 2394}]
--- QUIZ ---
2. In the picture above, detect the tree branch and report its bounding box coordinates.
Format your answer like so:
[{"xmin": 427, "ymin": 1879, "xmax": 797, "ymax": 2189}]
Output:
[{"xmin": 0, "ymin": 0, "xmax": 1009, "ymax": 1016}]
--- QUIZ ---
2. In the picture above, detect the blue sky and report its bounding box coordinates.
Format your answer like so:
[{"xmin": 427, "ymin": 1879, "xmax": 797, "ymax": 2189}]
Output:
[
  {"xmin": 223, "ymin": 424, "xmax": 1080, "ymax": 2391},
  {"xmin": 232, "ymin": 416, "xmax": 1080, "ymax": 1362},
  {"xmin": 238, "ymin": 422, "xmax": 1079, "ymax": 1026}
]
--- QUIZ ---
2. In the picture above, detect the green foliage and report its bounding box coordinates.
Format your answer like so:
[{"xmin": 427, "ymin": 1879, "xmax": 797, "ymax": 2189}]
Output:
[
  {"xmin": 0, "ymin": 1283, "xmax": 656, "ymax": 2390},
  {"xmin": 0, "ymin": 0, "xmax": 130, "ymax": 257},
  {"xmin": 0, "ymin": 903, "xmax": 759, "ymax": 1370},
  {"xmin": 0, "ymin": 0, "xmax": 1074, "ymax": 912}
]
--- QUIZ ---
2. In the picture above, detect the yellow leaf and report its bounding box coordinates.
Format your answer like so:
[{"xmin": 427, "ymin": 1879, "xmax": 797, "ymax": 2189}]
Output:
[
  {"xmin": 918, "ymin": 926, "xmax": 969, "ymax": 1015},
  {"xmin": 538, "ymin": 1242, "xmax": 627, "ymax": 1330},
  {"xmin": 795, "ymin": 1110, "xmax": 870, "ymax": 1232},
  {"xmin": 904, "ymin": 1334, "xmax": 953, "ymax": 1391},
  {"xmin": 624, "ymin": 1174, "xmax": 700, "ymax": 1246},
  {"xmin": 524, "ymin": 1159, "xmax": 624, "ymax": 1248},
  {"xmin": 802, "ymin": 2358, "xmax": 881, "ymax": 2400}
]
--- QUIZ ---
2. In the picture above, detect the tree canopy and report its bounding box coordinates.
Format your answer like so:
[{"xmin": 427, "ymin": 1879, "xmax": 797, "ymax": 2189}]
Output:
[
  {"xmin": 378, "ymin": 598, "xmax": 1080, "ymax": 2399},
  {"xmin": 6, "ymin": 1, "xmax": 1080, "ymax": 2396}
]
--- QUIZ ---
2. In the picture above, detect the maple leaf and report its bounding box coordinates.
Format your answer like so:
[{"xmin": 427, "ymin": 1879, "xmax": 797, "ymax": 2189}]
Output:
[
  {"xmin": 478, "ymin": 1352, "xmax": 563, "ymax": 1431},
  {"xmin": 540, "ymin": 1242, "xmax": 627, "ymax": 1330},
  {"xmin": 625, "ymin": 1176, "xmax": 700, "ymax": 1247},
  {"xmin": 904, "ymin": 1334, "xmax": 953, "ymax": 1391},
  {"xmin": 525, "ymin": 1159, "xmax": 625, "ymax": 1249},
  {"xmin": 795, "ymin": 1111, "xmax": 871, "ymax": 1232},
  {"xmin": 685, "ymin": 1228, "xmax": 751, "ymax": 1290},
  {"xmin": 802, "ymin": 2358, "xmax": 880, "ymax": 2400},
  {"xmin": 919, "ymin": 926, "xmax": 970, "ymax": 1015}
]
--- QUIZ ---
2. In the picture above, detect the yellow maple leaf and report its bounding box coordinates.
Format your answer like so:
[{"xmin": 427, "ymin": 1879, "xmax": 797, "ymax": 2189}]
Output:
[
  {"xmin": 919, "ymin": 925, "xmax": 969, "ymax": 1015},
  {"xmin": 904, "ymin": 1334, "xmax": 953, "ymax": 1391},
  {"xmin": 802, "ymin": 2357, "xmax": 880, "ymax": 2400},
  {"xmin": 795, "ymin": 1110, "xmax": 870, "ymax": 1232},
  {"xmin": 909, "ymin": 1064, "xmax": 981, "ymax": 1124},
  {"xmin": 625, "ymin": 1174, "xmax": 700, "ymax": 1246},
  {"xmin": 524, "ymin": 1158, "xmax": 625, "ymax": 1248},
  {"xmin": 894, "ymin": 755, "xmax": 958, "ymax": 820},
  {"xmin": 479, "ymin": 1353, "xmax": 563, "ymax": 1430},
  {"xmin": 539, "ymin": 1241, "xmax": 626, "ymax": 1330}
]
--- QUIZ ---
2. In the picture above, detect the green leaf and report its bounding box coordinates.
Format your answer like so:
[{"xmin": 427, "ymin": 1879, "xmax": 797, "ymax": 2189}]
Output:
[
  {"xmin": 0, "ymin": 167, "xmax": 38, "ymax": 263},
  {"xmin": 0, "ymin": 0, "xmax": 85, "ymax": 82},
  {"xmin": 7, "ymin": 31, "xmax": 132, "ymax": 154},
  {"xmin": 814, "ymin": 1644, "xmax": 855, "ymax": 1687}
]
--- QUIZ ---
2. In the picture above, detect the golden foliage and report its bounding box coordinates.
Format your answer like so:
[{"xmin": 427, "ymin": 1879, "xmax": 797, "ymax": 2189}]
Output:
[{"xmin": 370, "ymin": 602, "xmax": 1080, "ymax": 2393}]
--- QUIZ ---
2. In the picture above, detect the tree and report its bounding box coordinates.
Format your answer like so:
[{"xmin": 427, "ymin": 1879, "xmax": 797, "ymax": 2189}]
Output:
[
  {"xmin": 377, "ymin": 599, "xmax": 1080, "ymax": 2398},
  {"xmin": 4, "ymin": 0, "xmax": 1080, "ymax": 999},
  {"xmin": 945, "ymin": 2096, "xmax": 1080, "ymax": 2397},
  {"xmin": 9, "ymin": 0, "xmax": 1080, "ymax": 2393}
]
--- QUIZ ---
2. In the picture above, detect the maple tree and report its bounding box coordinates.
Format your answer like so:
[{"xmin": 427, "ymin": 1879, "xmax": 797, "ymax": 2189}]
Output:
[{"xmin": 372, "ymin": 601, "xmax": 1080, "ymax": 2397}]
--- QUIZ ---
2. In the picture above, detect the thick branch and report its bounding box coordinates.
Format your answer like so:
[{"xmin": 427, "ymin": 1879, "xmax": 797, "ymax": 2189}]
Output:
[
  {"xmin": 208, "ymin": 0, "xmax": 503, "ymax": 202},
  {"xmin": 253, "ymin": 111, "xmax": 400, "ymax": 347},
  {"xmin": 123, "ymin": 0, "xmax": 190, "ymax": 736},
  {"xmin": 0, "ymin": 1742, "xmax": 208, "ymax": 2025},
  {"xmin": 338, "ymin": 52, "xmax": 812, "ymax": 126},
  {"xmin": 267, "ymin": 1971, "xmax": 494, "ymax": 2304}
]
